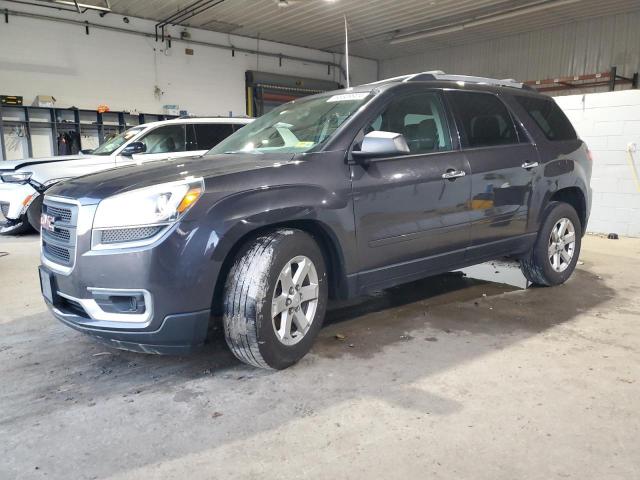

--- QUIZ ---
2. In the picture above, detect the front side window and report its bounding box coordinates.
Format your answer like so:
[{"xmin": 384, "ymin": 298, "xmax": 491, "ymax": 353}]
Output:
[
  {"xmin": 139, "ymin": 125, "xmax": 186, "ymax": 154},
  {"xmin": 514, "ymin": 95, "xmax": 577, "ymax": 141},
  {"xmin": 92, "ymin": 127, "xmax": 144, "ymax": 156},
  {"xmin": 363, "ymin": 91, "xmax": 452, "ymax": 154},
  {"xmin": 448, "ymin": 91, "xmax": 519, "ymax": 148},
  {"xmin": 209, "ymin": 91, "xmax": 374, "ymax": 155}
]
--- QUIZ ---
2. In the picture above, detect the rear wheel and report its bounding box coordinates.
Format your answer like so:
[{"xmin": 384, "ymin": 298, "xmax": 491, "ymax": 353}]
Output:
[
  {"xmin": 520, "ymin": 202, "xmax": 582, "ymax": 286},
  {"xmin": 222, "ymin": 229, "xmax": 328, "ymax": 369}
]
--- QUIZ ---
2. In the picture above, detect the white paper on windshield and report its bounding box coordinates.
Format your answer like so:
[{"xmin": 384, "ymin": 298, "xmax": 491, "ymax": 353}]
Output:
[{"xmin": 326, "ymin": 93, "xmax": 369, "ymax": 102}]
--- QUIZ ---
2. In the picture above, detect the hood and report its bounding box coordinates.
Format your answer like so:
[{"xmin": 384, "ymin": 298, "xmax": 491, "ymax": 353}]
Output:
[
  {"xmin": 0, "ymin": 155, "xmax": 85, "ymax": 172},
  {"xmin": 47, "ymin": 153, "xmax": 297, "ymax": 204}
]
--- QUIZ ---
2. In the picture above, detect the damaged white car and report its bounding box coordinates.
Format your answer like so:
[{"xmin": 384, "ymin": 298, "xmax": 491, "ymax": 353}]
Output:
[{"xmin": 0, "ymin": 117, "xmax": 252, "ymax": 234}]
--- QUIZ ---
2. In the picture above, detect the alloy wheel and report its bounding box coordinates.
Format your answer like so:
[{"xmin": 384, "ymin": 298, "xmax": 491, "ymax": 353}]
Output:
[
  {"xmin": 271, "ymin": 255, "xmax": 320, "ymax": 346},
  {"xmin": 548, "ymin": 217, "xmax": 576, "ymax": 273}
]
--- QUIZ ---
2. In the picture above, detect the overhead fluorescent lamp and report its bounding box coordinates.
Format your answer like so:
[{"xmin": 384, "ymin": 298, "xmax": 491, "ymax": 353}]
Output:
[
  {"xmin": 52, "ymin": 0, "xmax": 112, "ymax": 13},
  {"xmin": 390, "ymin": 0, "xmax": 581, "ymax": 44}
]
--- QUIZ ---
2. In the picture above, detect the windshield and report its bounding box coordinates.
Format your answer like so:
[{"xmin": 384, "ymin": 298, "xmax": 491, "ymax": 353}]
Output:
[
  {"xmin": 91, "ymin": 126, "xmax": 145, "ymax": 156},
  {"xmin": 209, "ymin": 91, "xmax": 373, "ymax": 155}
]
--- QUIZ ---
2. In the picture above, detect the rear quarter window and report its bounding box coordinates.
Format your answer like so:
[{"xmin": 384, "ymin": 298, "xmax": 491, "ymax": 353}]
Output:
[{"xmin": 515, "ymin": 96, "xmax": 577, "ymax": 141}]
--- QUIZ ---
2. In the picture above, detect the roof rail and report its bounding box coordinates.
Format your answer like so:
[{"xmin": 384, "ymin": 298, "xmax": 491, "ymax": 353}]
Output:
[{"xmin": 369, "ymin": 71, "xmax": 532, "ymax": 90}]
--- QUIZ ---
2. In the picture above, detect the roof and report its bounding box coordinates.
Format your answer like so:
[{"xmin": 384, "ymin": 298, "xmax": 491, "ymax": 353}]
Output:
[{"xmin": 140, "ymin": 117, "xmax": 254, "ymax": 128}]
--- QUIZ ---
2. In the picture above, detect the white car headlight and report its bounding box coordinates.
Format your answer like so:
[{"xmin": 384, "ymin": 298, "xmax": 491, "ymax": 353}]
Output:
[
  {"xmin": 1, "ymin": 171, "xmax": 32, "ymax": 184},
  {"xmin": 93, "ymin": 178, "xmax": 204, "ymax": 229}
]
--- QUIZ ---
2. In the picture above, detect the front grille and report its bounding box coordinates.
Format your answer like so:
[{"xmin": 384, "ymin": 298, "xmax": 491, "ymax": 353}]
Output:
[
  {"xmin": 41, "ymin": 198, "xmax": 78, "ymax": 269},
  {"xmin": 100, "ymin": 226, "xmax": 163, "ymax": 244},
  {"xmin": 43, "ymin": 242, "xmax": 71, "ymax": 263},
  {"xmin": 44, "ymin": 204, "xmax": 73, "ymax": 224},
  {"xmin": 44, "ymin": 227, "xmax": 71, "ymax": 243}
]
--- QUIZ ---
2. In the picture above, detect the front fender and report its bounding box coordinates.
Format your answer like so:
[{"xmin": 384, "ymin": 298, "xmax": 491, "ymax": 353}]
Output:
[
  {"xmin": 179, "ymin": 181, "xmax": 354, "ymax": 308},
  {"xmin": 207, "ymin": 184, "xmax": 348, "ymax": 262}
]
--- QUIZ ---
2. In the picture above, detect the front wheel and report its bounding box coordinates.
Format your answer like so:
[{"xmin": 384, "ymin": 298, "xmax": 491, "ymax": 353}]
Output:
[
  {"xmin": 26, "ymin": 194, "xmax": 44, "ymax": 232},
  {"xmin": 0, "ymin": 214, "xmax": 33, "ymax": 235},
  {"xmin": 222, "ymin": 229, "xmax": 328, "ymax": 369},
  {"xmin": 520, "ymin": 202, "xmax": 582, "ymax": 286}
]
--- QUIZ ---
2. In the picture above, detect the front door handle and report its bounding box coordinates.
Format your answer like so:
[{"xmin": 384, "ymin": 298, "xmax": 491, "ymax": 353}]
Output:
[
  {"xmin": 521, "ymin": 161, "xmax": 539, "ymax": 169},
  {"xmin": 442, "ymin": 169, "xmax": 466, "ymax": 180}
]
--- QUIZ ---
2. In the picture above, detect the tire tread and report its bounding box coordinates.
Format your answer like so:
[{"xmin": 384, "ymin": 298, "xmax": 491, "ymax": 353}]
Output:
[{"xmin": 223, "ymin": 231, "xmax": 283, "ymax": 369}]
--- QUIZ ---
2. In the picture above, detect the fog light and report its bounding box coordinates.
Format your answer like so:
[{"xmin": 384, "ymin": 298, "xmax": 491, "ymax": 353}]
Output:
[{"xmin": 92, "ymin": 291, "xmax": 146, "ymax": 315}]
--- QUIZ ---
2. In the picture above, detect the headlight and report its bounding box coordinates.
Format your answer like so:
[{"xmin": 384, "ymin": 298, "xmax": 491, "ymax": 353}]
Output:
[
  {"xmin": 93, "ymin": 178, "xmax": 204, "ymax": 229},
  {"xmin": 1, "ymin": 171, "xmax": 32, "ymax": 184}
]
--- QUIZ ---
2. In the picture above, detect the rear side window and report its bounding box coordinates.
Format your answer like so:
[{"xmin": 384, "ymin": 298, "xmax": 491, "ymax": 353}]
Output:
[
  {"xmin": 448, "ymin": 91, "xmax": 519, "ymax": 148},
  {"xmin": 515, "ymin": 96, "xmax": 577, "ymax": 141},
  {"xmin": 191, "ymin": 123, "xmax": 235, "ymax": 150}
]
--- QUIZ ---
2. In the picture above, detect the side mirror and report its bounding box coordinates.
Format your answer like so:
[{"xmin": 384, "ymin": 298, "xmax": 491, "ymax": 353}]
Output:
[
  {"xmin": 351, "ymin": 131, "xmax": 410, "ymax": 162},
  {"xmin": 80, "ymin": 149, "xmax": 94, "ymax": 155},
  {"xmin": 121, "ymin": 141, "xmax": 146, "ymax": 156}
]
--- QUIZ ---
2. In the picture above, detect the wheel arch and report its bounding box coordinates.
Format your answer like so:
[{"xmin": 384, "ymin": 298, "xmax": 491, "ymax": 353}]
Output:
[
  {"xmin": 210, "ymin": 218, "xmax": 349, "ymax": 316},
  {"xmin": 549, "ymin": 186, "xmax": 587, "ymax": 233}
]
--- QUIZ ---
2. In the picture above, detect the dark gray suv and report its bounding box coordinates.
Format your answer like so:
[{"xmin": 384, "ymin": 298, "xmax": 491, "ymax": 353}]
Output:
[{"xmin": 39, "ymin": 72, "xmax": 592, "ymax": 369}]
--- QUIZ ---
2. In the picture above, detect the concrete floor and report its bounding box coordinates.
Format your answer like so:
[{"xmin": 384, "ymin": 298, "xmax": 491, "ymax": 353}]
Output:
[{"xmin": 1, "ymin": 234, "xmax": 639, "ymax": 480}]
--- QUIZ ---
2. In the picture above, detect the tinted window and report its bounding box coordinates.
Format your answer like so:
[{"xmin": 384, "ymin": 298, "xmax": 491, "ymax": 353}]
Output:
[
  {"xmin": 192, "ymin": 124, "xmax": 235, "ymax": 151},
  {"xmin": 448, "ymin": 92, "xmax": 519, "ymax": 148},
  {"xmin": 139, "ymin": 125, "xmax": 186, "ymax": 154},
  {"xmin": 515, "ymin": 96, "xmax": 577, "ymax": 141},
  {"xmin": 364, "ymin": 92, "xmax": 452, "ymax": 154}
]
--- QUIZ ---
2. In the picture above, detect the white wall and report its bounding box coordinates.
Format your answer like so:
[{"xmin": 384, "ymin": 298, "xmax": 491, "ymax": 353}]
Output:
[
  {"xmin": 556, "ymin": 90, "xmax": 640, "ymax": 237},
  {"xmin": 380, "ymin": 10, "xmax": 640, "ymax": 91},
  {"xmin": 0, "ymin": 2, "xmax": 377, "ymax": 117}
]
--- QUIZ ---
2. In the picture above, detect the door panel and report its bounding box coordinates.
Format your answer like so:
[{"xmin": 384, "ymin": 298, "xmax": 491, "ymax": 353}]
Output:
[
  {"xmin": 446, "ymin": 90, "xmax": 538, "ymax": 249},
  {"xmin": 352, "ymin": 152, "xmax": 471, "ymax": 273},
  {"xmin": 465, "ymin": 144, "xmax": 538, "ymax": 245},
  {"xmin": 350, "ymin": 90, "xmax": 472, "ymax": 288}
]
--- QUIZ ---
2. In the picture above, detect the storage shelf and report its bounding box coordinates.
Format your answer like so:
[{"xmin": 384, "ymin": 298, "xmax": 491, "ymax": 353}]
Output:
[{"xmin": 0, "ymin": 105, "xmax": 178, "ymax": 160}]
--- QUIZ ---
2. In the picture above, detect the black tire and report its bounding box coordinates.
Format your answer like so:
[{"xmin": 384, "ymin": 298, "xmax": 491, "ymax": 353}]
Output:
[
  {"xmin": 0, "ymin": 214, "xmax": 33, "ymax": 235},
  {"xmin": 222, "ymin": 229, "xmax": 328, "ymax": 369},
  {"xmin": 520, "ymin": 202, "xmax": 582, "ymax": 286},
  {"xmin": 26, "ymin": 194, "xmax": 44, "ymax": 232}
]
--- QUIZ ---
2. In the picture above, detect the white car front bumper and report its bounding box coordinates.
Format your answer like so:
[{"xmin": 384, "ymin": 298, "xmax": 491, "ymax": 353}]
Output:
[{"xmin": 0, "ymin": 182, "xmax": 39, "ymax": 221}]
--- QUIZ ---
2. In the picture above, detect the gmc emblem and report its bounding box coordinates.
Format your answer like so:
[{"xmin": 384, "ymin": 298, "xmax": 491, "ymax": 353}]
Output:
[{"xmin": 40, "ymin": 213, "xmax": 56, "ymax": 232}]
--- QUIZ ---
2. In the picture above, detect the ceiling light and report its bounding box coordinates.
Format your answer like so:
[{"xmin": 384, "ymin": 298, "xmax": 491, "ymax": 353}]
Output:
[
  {"xmin": 52, "ymin": 0, "xmax": 112, "ymax": 12},
  {"xmin": 390, "ymin": 0, "xmax": 581, "ymax": 44}
]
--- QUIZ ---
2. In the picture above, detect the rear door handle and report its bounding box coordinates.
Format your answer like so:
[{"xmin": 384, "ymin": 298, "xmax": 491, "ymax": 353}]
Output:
[
  {"xmin": 521, "ymin": 162, "xmax": 539, "ymax": 169},
  {"xmin": 442, "ymin": 169, "xmax": 466, "ymax": 180}
]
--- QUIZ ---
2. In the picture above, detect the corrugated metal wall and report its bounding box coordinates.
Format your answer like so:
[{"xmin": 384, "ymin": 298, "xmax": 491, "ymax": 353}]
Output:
[{"xmin": 380, "ymin": 10, "xmax": 640, "ymax": 92}]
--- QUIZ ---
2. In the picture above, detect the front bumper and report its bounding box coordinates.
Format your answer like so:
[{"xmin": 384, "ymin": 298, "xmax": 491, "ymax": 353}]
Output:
[
  {"xmin": 0, "ymin": 182, "xmax": 38, "ymax": 220},
  {"xmin": 42, "ymin": 263, "xmax": 211, "ymax": 354},
  {"xmin": 47, "ymin": 295, "xmax": 210, "ymax": 354},
  {"xmin": 39, "ymin": 223, "xmax": 220, "ymax": 353}
]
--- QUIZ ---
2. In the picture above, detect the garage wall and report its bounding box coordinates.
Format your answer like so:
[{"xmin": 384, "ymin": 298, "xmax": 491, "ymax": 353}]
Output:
[
  {"xmin": 380, "ymin": 10, "xmax": 640, "ymax": 88},
  {"xmin": 556, "ymin": 91, "xmax": 640, "ymax": 237},
  {"xmin": 0, "ymin": 3, "xmax": 377, "ymax": 117}
]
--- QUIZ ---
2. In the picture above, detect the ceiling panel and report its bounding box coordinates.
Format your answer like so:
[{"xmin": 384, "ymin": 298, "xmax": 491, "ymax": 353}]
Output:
[{"xmin": 104, "ymin": 0, "xmax": 640, "ymax": 60}]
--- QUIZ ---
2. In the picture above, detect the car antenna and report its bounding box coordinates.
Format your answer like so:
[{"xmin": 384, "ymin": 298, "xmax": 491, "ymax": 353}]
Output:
[{"xmin": 344, "ymin": 14, "xmax": 350, "ymax": 89}]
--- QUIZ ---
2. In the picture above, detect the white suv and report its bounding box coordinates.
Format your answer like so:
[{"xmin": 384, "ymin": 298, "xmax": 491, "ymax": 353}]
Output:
[{"xmin": 0, "ymin": 117, "xmax": 252, "ymax": 234}]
